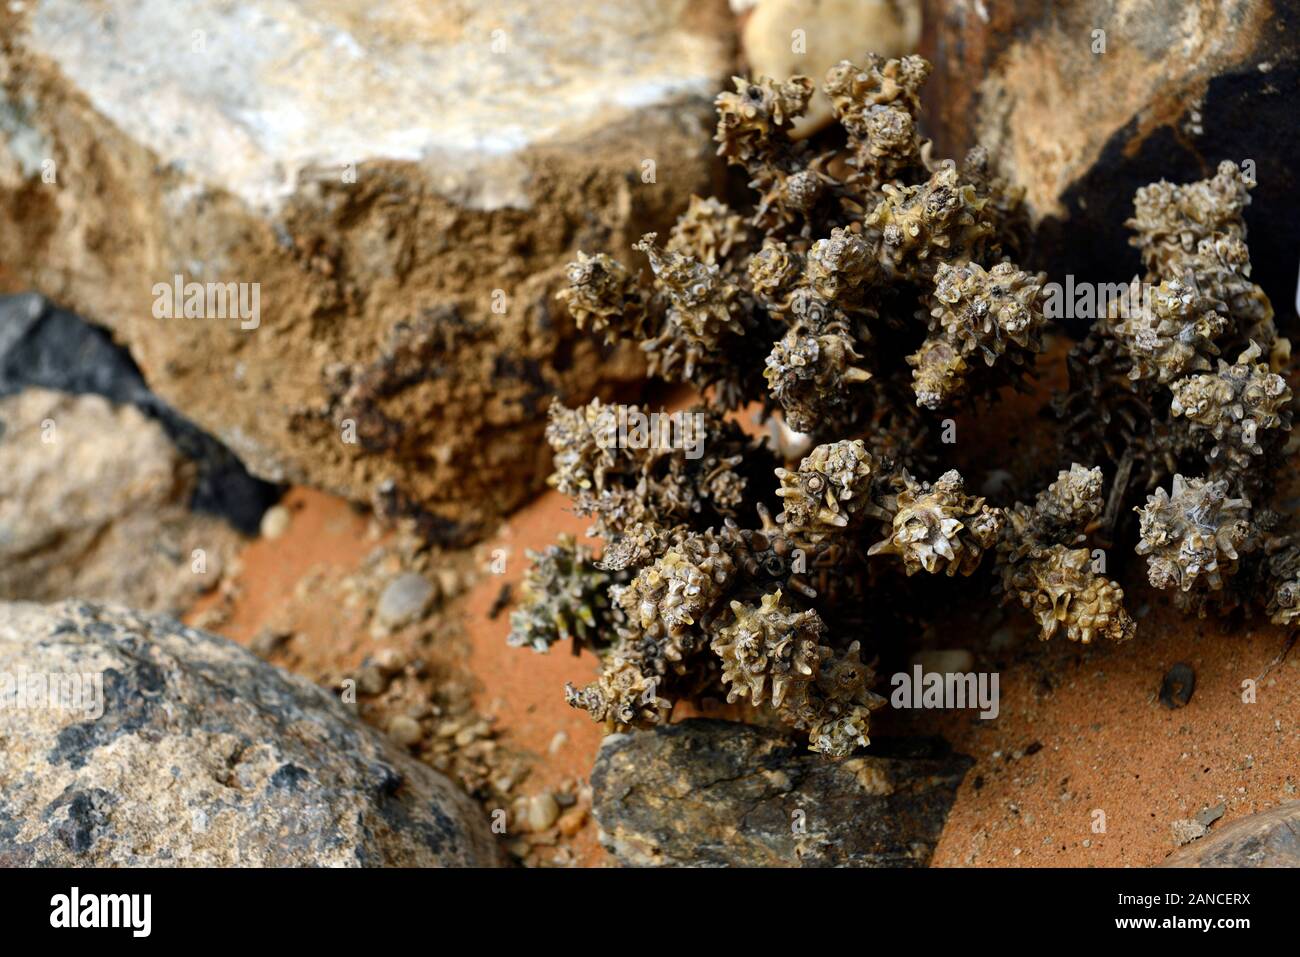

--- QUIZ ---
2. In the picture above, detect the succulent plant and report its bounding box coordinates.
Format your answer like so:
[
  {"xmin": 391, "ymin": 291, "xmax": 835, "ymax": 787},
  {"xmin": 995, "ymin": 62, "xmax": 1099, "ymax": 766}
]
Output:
[
  {"xmin": 1060, "ymin": 157, "xmax": 1293, "ymax": 613},
  {"xmin": 507, "ymin": 535, "xmax": 624, "ymax": 654},
  {"xmin": 1170, "ymin": 342, "xmax": 1293, "ymax": 479},
  {"xmin": 508, "ymin": 55, "xmax": 1293, "ymax": 757},
  {"xmin": 1135, "ymin": 475, "xmax": 1256, "ymax": 613},
  {"xmin": 868, "ymin": 469, "xmax": 1003, "ymax": 578}
]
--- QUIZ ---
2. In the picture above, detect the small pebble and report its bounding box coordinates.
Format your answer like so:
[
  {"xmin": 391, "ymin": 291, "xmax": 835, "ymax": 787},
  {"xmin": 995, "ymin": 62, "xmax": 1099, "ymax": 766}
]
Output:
[
  {"xmin": 1159, "ymin": 662, "xmax": 1196, "ymax": 709},
  {"xmin": 376, "ymin": 573, "xmax": 436, "ymax": 629},
  {"xmin": 250, "ymin": 628, "xmax": 291, "ymax": 658},
  {"xmin": 527, "ymin": 792, "xmax": 560, "ymax": 832},
  {"xmin": 259, "ymin": 504, "xmax": 292, "ymax": 540},
  {"xmin": 1195, "ymin": 803, "xmax": 1226, "ymax": 827},
  {"xmin": 374, "ymin": 647, "xmax": 407, "ymax": 675},
  {"xmin": 1171, "ymin": 818, "xmax": 1209, "ymax": 846},
  {"xmin": 436, "ymin": 567, "xmax": 462, "ymax": 600},
  {"xmin": 356, "ymin": 663, "xmax": 388, "ymax": 696},
  {"xmin": 387, "ymin": 715, "xmax": 423, "ymax": 747},
  {"xmin": 557, "ymin": 805, "xmax": 588, "ymax": 837},
  {"xmin": 488, "ymin": 583, "xmax": 513, "ymax": 619}
]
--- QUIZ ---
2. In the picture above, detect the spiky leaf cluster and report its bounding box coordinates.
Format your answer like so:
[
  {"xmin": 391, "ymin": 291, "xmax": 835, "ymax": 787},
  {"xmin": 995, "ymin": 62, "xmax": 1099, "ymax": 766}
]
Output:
[
  {"xmin": 557, "ymin": 53, "xmax": 1036, "ymax": 440},
  {"xmin": 1135, "ymin": 475, "xmax": 1256, "ymax": 614},
  {"xmin": 513, "ymin": 59, "xmax": 1297, "ymax": 760},
  {"xmin": 824, "ymin": 53, "xmax": 931, "ymax": 190},
  {"xmin": 1170, "ymin": 342, "xmax": 1292, "ymax": 480},
  {"xmin": 507, "ymin": 535, "xmax": 625, "ymax": 653},
  {"xmin": 1059, "ymin": 160, "xmax": 1293, "ymax": 613},
  {"xmin": 868, "ymin": 470, "xmax": 1003, "ymax": 577},
  {"xmin": 911, "ymin": 260, "xmax": 1047, "ymax": 409},
  {"xmin": 555, "ymin": 251, "xmax": 648, "ymax": 341},
  {"xmin": 1000, "ymin": 545, "xmax": 1134, "ymax": 644},
  {"xmin": 776, "ymin": 439, "xmax": 883, "ymax": 541},
  {"xmin": 545, "ymin": 396, "xmax": 753, "ymax": 540},
  {"xmin": 994, "ymin": 465, "xmax": 1134, "ymax": 643}
]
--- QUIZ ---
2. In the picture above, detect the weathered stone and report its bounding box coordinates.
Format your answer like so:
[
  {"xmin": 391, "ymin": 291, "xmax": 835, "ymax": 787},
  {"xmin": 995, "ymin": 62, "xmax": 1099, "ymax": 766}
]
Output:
[
  {"xmin": 921, "ymin": 0, "xmax": 1300, "ymax": 319},
  {"xmin": 1162, "ymin": 802, "xmax": 1300, "ymax": 867},
  {"xmin": 742, "ymin": 0, "xmax": 921, "ymax": 137},
  {"xmin": 590, "ymin": 719, "xmax": 972, "ymax": 867},
  {"xmin": 0, "ymin": 388, "xmax": 241, "ymax": 615},
  {"xmin": 0, "ymin": 0, "xmax": 733, "ymax": 543},
  {"xmin": 0, "ymin": 600, "xmax": 502, "ymax": 866}
]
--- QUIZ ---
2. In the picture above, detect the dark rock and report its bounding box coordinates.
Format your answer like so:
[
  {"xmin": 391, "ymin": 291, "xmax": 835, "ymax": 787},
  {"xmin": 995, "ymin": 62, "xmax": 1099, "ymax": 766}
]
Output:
[
  {"xmin": 0, "ymin": 293, "xmax": 281, "ymax": 532},
  {"xmin": 488, "ymin": 583, "xmax": 513, "ymax": 620},
  {"xmin": 1195, "ymin": 802, "xmax": 1226, "ymax": 827},
  {"xmin": 590, "ymin": 719, "xmax": 972, "ymax": 867},
  {"xmin": 1163, "ymin": 801, "xmax": 1300, "ymax": 867},
  {"xmin": 921, "ymin": 0, "xmax": 1300, "ymax": 330},
  {"xmin": 0, "ymin": 600, "xmax": 502, "ymax": 866},
  {"xmin": 1159, "ymin": 661, "xmax": 1196, "ymax": 708}
]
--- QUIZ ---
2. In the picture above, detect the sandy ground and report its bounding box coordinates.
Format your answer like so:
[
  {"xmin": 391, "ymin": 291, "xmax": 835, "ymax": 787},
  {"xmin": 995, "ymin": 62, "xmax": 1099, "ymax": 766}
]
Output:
[{"xmin": 911, "ymin": 603, "xmax": 1299, "ymax": 865}]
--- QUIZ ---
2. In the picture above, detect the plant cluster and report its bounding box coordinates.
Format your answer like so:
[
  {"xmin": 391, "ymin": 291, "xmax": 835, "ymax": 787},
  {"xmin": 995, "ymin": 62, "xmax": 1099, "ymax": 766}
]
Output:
[
  {"xmin": 1057, "ymin": 160, "xmax": 1295, "ymax": 619},
  {"xmin": 509, "ymin": 56, "xmax": 1293, "ymax": 755}
]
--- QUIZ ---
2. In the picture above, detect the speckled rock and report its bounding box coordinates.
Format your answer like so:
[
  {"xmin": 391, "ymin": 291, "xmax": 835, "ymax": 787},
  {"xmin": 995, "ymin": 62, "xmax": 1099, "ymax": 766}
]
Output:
[
  {"xmin": 0, "ymin": 0, "xmax": 733, "ymax": 543},
  {"xmin": 590, "ymin": 719, "xmax": 972, "ymax": 867},
  {"xmin": 0, "ymin": 601, "xmax": 502, "ymax": 866},
  {"xmin": 1162, "ymin": 802, "xmax": 1300, "ymax": 867}
]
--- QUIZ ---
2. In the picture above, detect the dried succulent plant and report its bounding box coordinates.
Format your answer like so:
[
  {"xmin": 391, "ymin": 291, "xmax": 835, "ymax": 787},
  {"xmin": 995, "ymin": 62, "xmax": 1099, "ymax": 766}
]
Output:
[
  {"xmin": 1170, "ymin": 342, "xmax": 1293, "ymax": 479},
  {"xmin": 1135, "ymin": 475, "xmax": 1256, "ymax": 613},
  {"xmin": 712, "ymin": 589, "xmax": 826, "ymax": 710},
  {"xmin": 1060, "ymin": 158, "xmax": 1294, "ymax": 613},
  {"xmin": 1000, "ymin": 544, "xmax": 1134, "ymax": 645},
  {"xmin": 509, "ymin": 56, "xmax": 1294, "ymax": 757},
  {"xmin": 775, "ymin": 439, "xmax": 883, "ymax": 541},
  {"xmin": 911, "ymin": 259, "xmax": 1047, "ymax": 408},
  {"xmin": 868, "ymin": 469, "xmax": 1003, "ymax": 577},
  {"xmin": 555, "ymin": 251, "xmax": 648, "ymax": 342},
  {"xmin": 979, "ymin": 465, "xmax": 1130, "ymax": 643}
]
